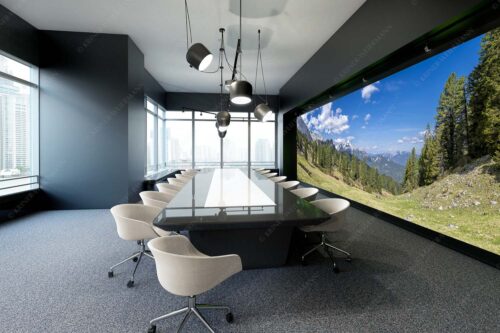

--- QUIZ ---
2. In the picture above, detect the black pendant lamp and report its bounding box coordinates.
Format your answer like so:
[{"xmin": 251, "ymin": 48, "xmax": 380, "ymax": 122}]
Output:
[
  {"xmin": 186, "ymin": 43, "xmax": 213, "ymax": 71},
  {"xmin": 230, "ymin": 81, "xmax": 252, "ymax": 105},
  {"xmin": 184, "ymin": 0, "xmax": 213, "ymax": 71},
  {"xmin": 253, "ymin": 29, "xmax": 273, "ymax": 121},
  {"xmin": 229, "ymin": 0, "xmax": 252, "ymax": 105}
]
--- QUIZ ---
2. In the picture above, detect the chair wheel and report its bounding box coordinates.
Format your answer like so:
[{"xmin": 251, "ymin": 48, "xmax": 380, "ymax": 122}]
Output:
[
  {"xmin": 226, "ymin": 312, "xmax": 234, "ymax": 323},
  {"xmin": 147, "ymin": 325, "xmax": 156, "ymax": 333},
  {"xmin": 127, "ymin": 280, "xmax": 134, "ymax": 288},
  {"xmin": 133, "ymin": 257, "xmax": 138, "ymax": 262},
  {"xmin": 108, "ymin": 271, "xmax": 114, "ymax": 278}
]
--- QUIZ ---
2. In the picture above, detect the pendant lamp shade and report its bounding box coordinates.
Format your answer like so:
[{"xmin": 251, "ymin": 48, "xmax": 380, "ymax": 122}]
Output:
[
  {"xmin": 230, "ymin": 80, "xmax": 252, "ymax": 105},
  {"xmin": 215, "ymin": 119, "xmax": 228, "ymax": 133},
  {"xmin": 186, "ymin": 43, "xmax": 213, "ymax": 71},
  {"xmin": 218, "ymin": 129, "xmax": 227, "ymax": 138},
  {"xmin": 216, "ymin": 111, "xmax": 231, "ymax": 131},
  {"xmin": 254, "ymin": 103, "xmax": 273, "ymax": 122}
]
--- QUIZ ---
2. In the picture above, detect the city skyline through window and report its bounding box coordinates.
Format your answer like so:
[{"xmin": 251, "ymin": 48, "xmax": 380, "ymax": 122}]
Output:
[{"xmin": 0, "ymin": 52, "xmax": 39, "ymax": 196}]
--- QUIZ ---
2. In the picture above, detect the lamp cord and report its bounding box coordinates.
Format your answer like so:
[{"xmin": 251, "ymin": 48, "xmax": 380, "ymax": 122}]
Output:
[
  {"xmin": 239, "ymin": 0, "xmax": 242, "ymax": 80},
  {"xmin": 254, "ymin": 29, "xmax": 267, "ymax": 104},
  {"xmin": 184, "ymin": 0, "xmax": 192, "ymax": 50}
]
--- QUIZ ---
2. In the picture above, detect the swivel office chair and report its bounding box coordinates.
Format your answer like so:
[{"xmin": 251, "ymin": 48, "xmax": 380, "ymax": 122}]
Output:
[
  {"xmin": 264, "ymin": 172, "xmax": 278, "ymax": 178},
  {"xmin": 300, "ymin": 198, "xmax": 351, "ymax": 273},
  {"xmin": 269, "ymin": 176, "xmax": 287, "ymax": 183},
  {"xmin": 168, "ymin": 178, "xmax": 186, "ymax": 187},
  {"xmin": 147, "ymin": 235, "xmax": 242, "ymax": 333},
  {"xmin": 175, "ymin": 174, "xmax": 191, "ymax": 182},
  {"xmin": 156, "ymin": 182, "xmax": 181, "ymax": 193},
  {"xmin": 140, "ymin": 191, "xmax": 174, "ymax": 209},
  {"xmin": 109, "ymin": 204, "xmax": 171, "ymax": 287},
  {"xmin": 290, "ymin": 187, "xmax": 319, "ymax": 201},
  {"xmin": 278, "ymin": 180, "xmax": 300, "ymax": 190}
]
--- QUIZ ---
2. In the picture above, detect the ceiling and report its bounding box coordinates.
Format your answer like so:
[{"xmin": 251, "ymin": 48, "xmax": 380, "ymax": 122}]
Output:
[{"xmin": 0, "ymin": 0, "xmax": 365, "ymax": 94}]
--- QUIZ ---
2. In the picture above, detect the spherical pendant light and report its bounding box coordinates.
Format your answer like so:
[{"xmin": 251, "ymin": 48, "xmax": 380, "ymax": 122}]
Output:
[
  {"xmin": 186, "ymin": 43, "xmax": 213, "ymax": 71},
  {"xmin": 218, "ymin": 129, "xmax": 227, "ymax": 138},
  {"xmin": 215, "ymin": 119, "xmax": 228, "ymax": 133},
  {"xmin": 216, "ymin": 111, "xmax": 231, "ymax": 132},
  {"xmin": 254, "ymin": 103, "xmax": 273, "ymax": 122},
  {"xmin": 230, "ymin": 80, "xmax": 252, "ymax": 105}
]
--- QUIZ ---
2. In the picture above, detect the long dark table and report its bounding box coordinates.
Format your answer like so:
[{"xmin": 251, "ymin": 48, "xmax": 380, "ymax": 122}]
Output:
[{"xmin": 153, "ymin": 168, "xmax": 329, "ymax": 269}]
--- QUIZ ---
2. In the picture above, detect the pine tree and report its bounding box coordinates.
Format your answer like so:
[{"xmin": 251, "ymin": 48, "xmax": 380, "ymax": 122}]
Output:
[
  {"xmin": 403, "ymin": 147, "xmax": 418, "ymax": 192},
  {"xmin": 435, "ymin": 73, "xmax": 467, "ymax": 170},
  {"xmin": 467, "ymin": 27, "xmax": 500, "ymax": 162},
  {"xmin": 418, "ymin": 125, "xmax": 440, "ymax": 186}
]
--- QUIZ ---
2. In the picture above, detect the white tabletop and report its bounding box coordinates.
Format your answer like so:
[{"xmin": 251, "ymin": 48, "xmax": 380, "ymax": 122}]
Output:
[{"xmin": 204, "ymin": 168, "xmax": 276, "ymax": 208}]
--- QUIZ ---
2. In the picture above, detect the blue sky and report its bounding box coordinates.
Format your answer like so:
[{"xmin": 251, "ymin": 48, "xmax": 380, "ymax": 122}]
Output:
[{"xmin": 301, "ymin": 33, "xmax": 483, "ymax": 154}]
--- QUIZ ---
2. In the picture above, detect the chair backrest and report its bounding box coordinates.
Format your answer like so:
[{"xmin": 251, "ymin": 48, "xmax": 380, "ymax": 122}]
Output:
[
  {"xmin": 310, "ymin": 198, "xmax": 350, "ymax": 232},
  {"xmin": 269, "ymin": 176, "xmax": 287, "ymax": 183},
  {"xmin": 181, "ymin": 169, "xmax": 198, "ymax": 176},
  {"xmin": 168, "ymin": 178, "xmax": 186, "ymax": 187},
  {"xmin": 264, "ymin": 172, "xmax": 278, "ymax": 178},
  {"xmin": 290, "ymin": 187, "xmax": 319, "ymax": 201},
  {"xmin": 140, "ymin": 191, "xmax": 174, "ymax": 209},
  {"xmin": 175, "ymin": 174, "xmax": 191, "ymax": 182},
  {"xmin": 156, "ymin": 182, "xmax": 181, "ymax": 193},
  {"xmin": 110, "ymin": 204, "xmax": 161, "ymax": 241},
  {"xmin": 278, "ymin": 180, "xmax": 300, "ymax": 190},
  {"xmin": 148, "ymin": 235, "xmax": 242, "ymax": 297}
]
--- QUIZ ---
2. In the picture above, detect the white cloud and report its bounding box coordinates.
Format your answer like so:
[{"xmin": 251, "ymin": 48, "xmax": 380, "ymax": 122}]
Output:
[
  {"xmin": 306, "ymin": 102, "xmax": 349, "ymax": 135},
  {"xmin": 334, "ymin": 136, "xmax": 355, "ymax": 144},
  {"xmin": 397, "ymin": 136, "xmax": 423, "ymax": 144},
  {"xmin": 352, "ymin": 114, "xmax": 359, "ymax": 120},
  {"xmin": 361, "ymin": 81, "xmax": 380, "ymax": 103},
  {"xmin": 364, "ymin": 113, "xmax": 371, "ymax": 123},
  {"xmin": 361, "ymin": 125, "xmax": 366, "ymax": 129}
]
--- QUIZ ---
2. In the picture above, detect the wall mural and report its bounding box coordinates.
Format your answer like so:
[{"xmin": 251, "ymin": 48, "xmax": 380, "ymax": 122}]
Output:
[{"xmin": 297, "ymin": 28, "xmax": 499, "ymax": 254}]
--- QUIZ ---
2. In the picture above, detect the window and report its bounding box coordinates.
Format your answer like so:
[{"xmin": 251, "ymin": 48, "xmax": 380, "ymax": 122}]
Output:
[
  {"xmin": 145, "ymin": 98, "xmax": 168, "ymax": 175},
  {"xmin": 165, "ymin": 111, "xmax": 192, "ymax": 169},
  {"xmin": 251, "ymin": 111, "xmax": 275, "ymax": 168},
  {"xmin": 194, "ymin": 115, "xmax": 221, "ymax": 168},
  {"xmin": 157, "ymin": 110, "xmax": 276, "ymax": 170},
  {"xmin": 221, "ymin": 112, "xmax": 247, "ymax": 167},
  {"xmin": 0, "ymin": 52, "xmax": 39, "ymax": 196}
]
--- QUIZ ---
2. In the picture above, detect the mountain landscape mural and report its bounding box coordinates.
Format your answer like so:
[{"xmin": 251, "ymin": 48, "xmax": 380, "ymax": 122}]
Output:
[{"xmin": 297, "ymin": 28, "xmax": 500, "ymax": 255}]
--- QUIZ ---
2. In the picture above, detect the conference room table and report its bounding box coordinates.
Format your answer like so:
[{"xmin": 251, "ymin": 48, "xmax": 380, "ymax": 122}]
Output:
[{"xmin": 153, "ymin": 168, "xmax": 330, "ymax": 269}]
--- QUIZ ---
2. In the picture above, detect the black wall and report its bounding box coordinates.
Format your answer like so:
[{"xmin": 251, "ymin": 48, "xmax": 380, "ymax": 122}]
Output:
[
  {"xmin": 165, "ymin": 92, "xmax": 279, "ymax": 114},
  {"xmin": 39, "ymin": 31, "xmax": 146, "ymax": 209},
  {"xmin": 279, "ymin": 0, "xmax": 486, "ymax": 179},
  {"xmin": 128, "ymin": 38, "xmax": 147, "ymax": 203},
  {"xmin": 0, "ymin": 5, "xmax": 38, "ymax": 65},
  {"xmin": 145, "ymin": 70, "xmax": 167, "ymax": 109}
]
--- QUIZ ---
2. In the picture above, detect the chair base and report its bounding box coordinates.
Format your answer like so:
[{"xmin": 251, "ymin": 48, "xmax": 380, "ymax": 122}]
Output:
[
  {"xmin": 108, "ymin": 240, "xmax": 154, "ymax": 287},
  {"xmin": 148, "ymin": 296, "xmax": 233, "ymax": 333},
  {"xmin": 301, "ymin": 233, "xmax": 351, "ymax": 273}
]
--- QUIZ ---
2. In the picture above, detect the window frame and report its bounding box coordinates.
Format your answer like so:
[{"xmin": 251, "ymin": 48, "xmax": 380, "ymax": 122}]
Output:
[{"xmin": 0, "ymin": 51, "xmax": 39, "ymax": 197}]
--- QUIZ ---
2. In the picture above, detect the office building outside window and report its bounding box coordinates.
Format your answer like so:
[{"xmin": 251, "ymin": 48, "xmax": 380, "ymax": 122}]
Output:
[{"xmin": 0, "ymin": 52, "xmax": 39, "ymax": 196}]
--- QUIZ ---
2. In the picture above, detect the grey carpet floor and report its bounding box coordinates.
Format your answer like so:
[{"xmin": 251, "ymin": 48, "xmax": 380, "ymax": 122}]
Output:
[{"xmin": 0, "ymin": 205, "xmax": 499, "ymax": 333}]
